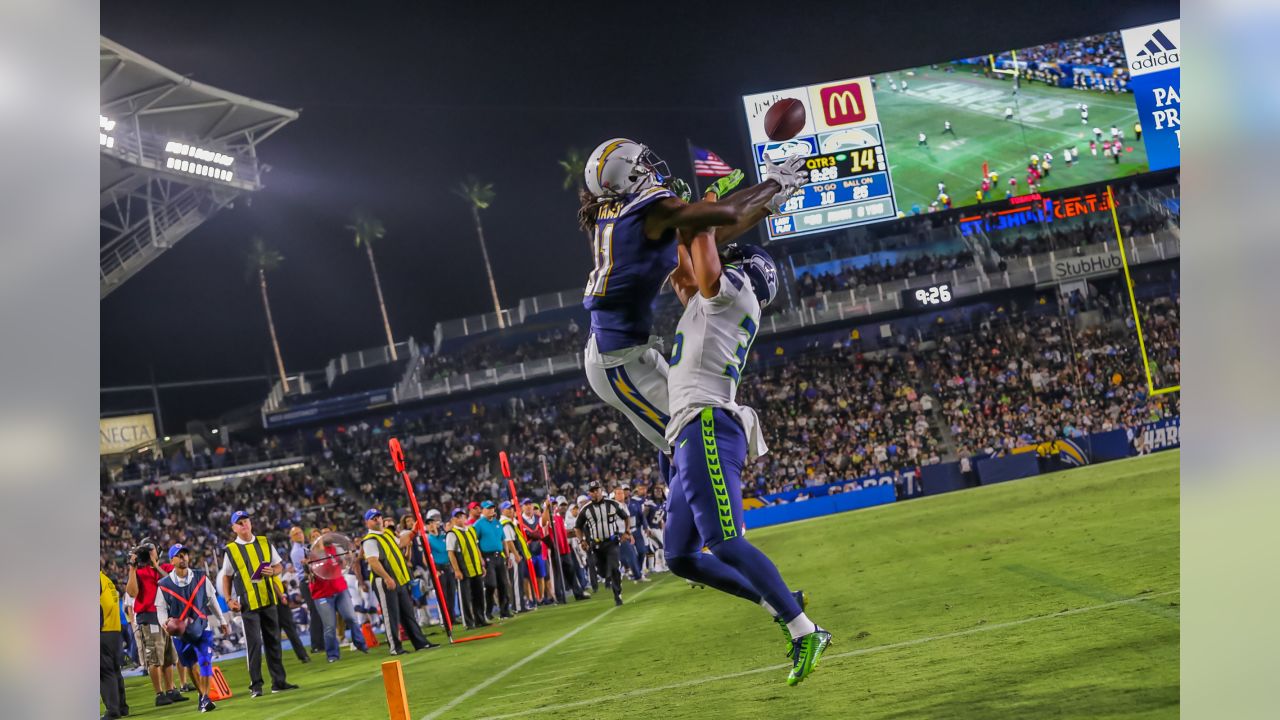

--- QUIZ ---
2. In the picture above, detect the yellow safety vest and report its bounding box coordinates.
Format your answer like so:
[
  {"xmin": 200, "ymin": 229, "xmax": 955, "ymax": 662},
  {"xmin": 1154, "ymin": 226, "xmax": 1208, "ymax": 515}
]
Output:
[
  {"xmin": 364, "ymin": 529, "xmax": 411, "ymax": 585},
  {"xmin": 501, "ymin": 516, "xmax": 532, "ymax": 560},
  {"xmin": 225, "ymin": 536, "xmax": 281, "ymax": 611},
  {"xmin": 449, "ymin": 525, "xmax": 484, "ymax": 578},
  {"xmin": 100, "ymin": 572, "xmax": 121, "ymax": 632}
]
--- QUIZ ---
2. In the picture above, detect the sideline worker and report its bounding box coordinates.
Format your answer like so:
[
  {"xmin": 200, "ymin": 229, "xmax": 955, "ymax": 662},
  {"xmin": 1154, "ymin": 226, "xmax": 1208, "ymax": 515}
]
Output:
[
  {"xmin": 157, "ymin": 544, "xmax": 229, "ymax": 713},
  {"xmin": 425, "ymin": 510, "xmax": 459, "ymax": 625},
  {"xmin": 288, "ymin": 526, "xmax": 325, "ymax": 655},
  {"xmin": 100, "ymin": 569, "xmax": 128, "ymax": 720},
  {"xmin": 220, "ymin": 510, "xmax": 298, "ymax": 697},
  {"xmin": 473, "ymin": 500, "xmax": 514, "ymax": 619},
  {"xmin": 446, "ymin": 508, "xmax": 488, "ymax": 628},
  {"xmin": 361, "ymin": 509, "xmax": 437, "ymax": 654}
]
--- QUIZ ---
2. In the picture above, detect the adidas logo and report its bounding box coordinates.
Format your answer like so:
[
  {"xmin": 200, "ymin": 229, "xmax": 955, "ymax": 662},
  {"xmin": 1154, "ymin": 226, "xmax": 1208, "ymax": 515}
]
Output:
[
  {"xmin": 1135, "ymin": 28, "xmax": 1176, "ymax": 56},
  {"xmin": 1130, "ymin": 28, "xmax": 1179, "ymax": 70}
]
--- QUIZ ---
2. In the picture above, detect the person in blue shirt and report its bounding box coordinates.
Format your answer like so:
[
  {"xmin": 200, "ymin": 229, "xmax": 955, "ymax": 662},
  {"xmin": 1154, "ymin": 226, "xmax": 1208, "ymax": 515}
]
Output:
[{"xmin": 472, "ymin": 501, "xmax": 514, "ymax": 619}]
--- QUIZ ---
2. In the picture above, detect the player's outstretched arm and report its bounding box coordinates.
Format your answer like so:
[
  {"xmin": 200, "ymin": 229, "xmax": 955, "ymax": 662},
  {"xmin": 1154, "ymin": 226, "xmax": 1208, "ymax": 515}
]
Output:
[
  {"xmin": 688, "ymin": 224, "xmax": 722, "ymax": 300},
  {"xmin": 669, "ymin": 243, "xmax": 699, "ymax": 307},
  {"xmin": 645, "ymin": 157, "xmax": 807, "ymax": 240}
]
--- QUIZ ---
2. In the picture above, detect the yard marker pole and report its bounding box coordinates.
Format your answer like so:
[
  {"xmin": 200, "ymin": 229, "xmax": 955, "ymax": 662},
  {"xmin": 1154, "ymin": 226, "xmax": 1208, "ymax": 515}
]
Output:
[
  {"xmin": 388, "ymin": 437, "xmax": 454, "ymax": 643},
  {"xmin": 498, "ymin": 451, "xmax": 541, "ymax": 602},
  {"xmin": 541, "ymin": 454, "xmax": 568, "ymax": 603},
  {"xmin": 382, "ymin": 660, "xmax": 411, "ymax": 720}
]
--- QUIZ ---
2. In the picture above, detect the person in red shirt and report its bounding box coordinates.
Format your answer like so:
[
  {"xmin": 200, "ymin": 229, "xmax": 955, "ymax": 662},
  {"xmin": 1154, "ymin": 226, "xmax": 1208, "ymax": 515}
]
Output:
[
  {"xmin": 465, "ymin": 501, "xmax": 482, "ymax": 525},
  {"xmin": 309, "ymin": 545, "xmax": 368, "ymax": 662},
  {"xmin": 124, "ymin": 542, "xmax": 187, "ymax": 707},
  {"xmin": 552, "ymin": 497, "xmax": 590, "ymax": 601}
]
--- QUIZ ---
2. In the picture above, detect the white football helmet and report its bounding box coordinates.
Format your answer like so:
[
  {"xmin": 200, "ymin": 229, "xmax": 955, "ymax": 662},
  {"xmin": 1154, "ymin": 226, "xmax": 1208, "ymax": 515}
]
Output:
[{"xmin": 584, "ymin": 138, "xmax": 670, "ymax": 198}]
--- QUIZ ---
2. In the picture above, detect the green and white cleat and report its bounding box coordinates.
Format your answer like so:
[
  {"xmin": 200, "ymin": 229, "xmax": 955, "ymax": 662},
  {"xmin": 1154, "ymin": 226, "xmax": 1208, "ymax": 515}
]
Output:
[
  {"xmin": 787, "ymin": 627, "xmax": 832, "ymax": 687},
  {"xmin": 776, "ymin": 590, "xmax": 809, "ymax": 658}
]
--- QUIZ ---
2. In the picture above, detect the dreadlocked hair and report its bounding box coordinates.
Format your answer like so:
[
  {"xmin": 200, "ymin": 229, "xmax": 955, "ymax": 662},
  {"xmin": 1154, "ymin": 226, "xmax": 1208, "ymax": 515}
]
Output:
[{"xmin": 578, "ymin": 187, "xmax": 615, "ymax": 237}]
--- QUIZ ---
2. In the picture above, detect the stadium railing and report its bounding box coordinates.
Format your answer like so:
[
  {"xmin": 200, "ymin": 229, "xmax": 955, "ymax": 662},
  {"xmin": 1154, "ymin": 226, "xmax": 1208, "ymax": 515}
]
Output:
[{"xmin": 392, "ymin": 231, "xmax": 1178, "ymax": 406}]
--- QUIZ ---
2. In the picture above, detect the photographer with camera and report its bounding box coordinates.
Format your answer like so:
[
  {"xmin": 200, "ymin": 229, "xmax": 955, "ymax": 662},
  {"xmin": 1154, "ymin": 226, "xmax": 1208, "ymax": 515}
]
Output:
[{"xmin": 123, "ymin": 537, "xmax": 188, "ymax": 708}]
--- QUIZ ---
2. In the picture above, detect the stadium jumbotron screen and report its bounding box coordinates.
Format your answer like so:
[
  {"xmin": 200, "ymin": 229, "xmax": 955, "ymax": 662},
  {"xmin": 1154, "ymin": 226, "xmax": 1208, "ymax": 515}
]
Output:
[{"xmin": 743, "ymin": 18, "xmax": 1181, "ymax": 239}]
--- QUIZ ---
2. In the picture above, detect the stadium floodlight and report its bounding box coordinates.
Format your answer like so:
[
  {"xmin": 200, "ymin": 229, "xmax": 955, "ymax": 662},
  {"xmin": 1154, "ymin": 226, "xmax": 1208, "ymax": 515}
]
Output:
[
  {"xmin": 164, "ymin": 156, "xmax": 234, "ymax": 183},
  {"xmin": 99, "ymin": 115, "xmax": 116, "ymax": 131},
  {"xmin": 99, "ymin": 133, "xmax": 115, "ymax": 149},
  {"xmin": 164, "ymin": 140, "xmax": 235, "ymax": 166}
]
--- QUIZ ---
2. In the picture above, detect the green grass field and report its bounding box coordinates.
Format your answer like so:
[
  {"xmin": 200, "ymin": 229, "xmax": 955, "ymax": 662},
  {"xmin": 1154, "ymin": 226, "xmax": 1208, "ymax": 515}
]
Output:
[
  {"xmin": 114, "ymin": 452, "xmax": 1178, "ymax": 719},
  {"xmin": 876, "ymin": 64, "xmax": 1149, "ymax": 209}
]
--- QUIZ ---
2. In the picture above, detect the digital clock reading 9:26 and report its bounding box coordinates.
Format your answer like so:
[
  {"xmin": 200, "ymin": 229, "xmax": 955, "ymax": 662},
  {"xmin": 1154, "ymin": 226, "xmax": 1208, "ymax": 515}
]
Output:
[{"xmin": 901, "ymin": 283, "xmax": 954, "ymax": 309}]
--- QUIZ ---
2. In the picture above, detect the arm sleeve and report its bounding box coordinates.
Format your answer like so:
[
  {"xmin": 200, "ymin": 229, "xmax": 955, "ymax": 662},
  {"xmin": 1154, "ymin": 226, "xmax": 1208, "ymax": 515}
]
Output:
[
  {"xmin": 204, "ymin": 578, "xmax": 226, "ymax": 626},
  {"xmin": 445, "ymin": 534, "xmax": 458, "ymax": 552},
  {"xmin": 220, "ymin": 552, "xmax": 236, "ymax": 578},
  {"xmin": 362, "ymin": 538, "xmax": 381, "ymax": 559},
  {"xmin": 270, "ymin": 545, "xmax": 283, "ymax": 565},
  {"xmin": 290, "ymin": 544, "xmax": 306, "ymax": 570}
]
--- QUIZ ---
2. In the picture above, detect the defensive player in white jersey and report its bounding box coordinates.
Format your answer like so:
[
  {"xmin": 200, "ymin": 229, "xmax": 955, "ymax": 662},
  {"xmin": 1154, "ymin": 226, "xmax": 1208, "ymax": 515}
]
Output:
[
  {"xmin": 663, "ymin": 230, "xmax": 831, "ymax": 686},
  {"xmin": 577, "ymin": 139, "xmax": 805, "ymax": 485}
]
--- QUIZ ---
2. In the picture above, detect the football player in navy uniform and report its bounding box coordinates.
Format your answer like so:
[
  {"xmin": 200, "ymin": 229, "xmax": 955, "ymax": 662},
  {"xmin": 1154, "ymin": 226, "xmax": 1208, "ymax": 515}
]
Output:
[{"xmin": 577, "ymin": 139, "xmax": 805, "ymax": 479}]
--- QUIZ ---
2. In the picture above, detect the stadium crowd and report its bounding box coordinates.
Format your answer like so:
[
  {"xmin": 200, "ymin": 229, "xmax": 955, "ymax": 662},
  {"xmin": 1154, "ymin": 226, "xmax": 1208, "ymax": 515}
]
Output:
[{"xmin": 100, "ymin": 272, "xmax": 1179, "ymax": 715}]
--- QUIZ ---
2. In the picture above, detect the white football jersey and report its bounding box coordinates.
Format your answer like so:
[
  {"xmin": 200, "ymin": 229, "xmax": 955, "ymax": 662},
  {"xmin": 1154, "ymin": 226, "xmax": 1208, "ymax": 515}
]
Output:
[{"xmin": 664, "ymin": 265, "xmax": 768, "ymax": 458}]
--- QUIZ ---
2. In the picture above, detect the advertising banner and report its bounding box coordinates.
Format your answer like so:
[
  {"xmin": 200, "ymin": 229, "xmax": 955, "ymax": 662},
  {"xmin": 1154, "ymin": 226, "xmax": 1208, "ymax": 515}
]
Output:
[
  {"xmin": 1121, "ymin": 20, "xmax": 1181, "ymax": 170},
  {"xmin": 100, "ymin": 413, "xmax": 156, "ymax": 455},
  {"xmin": 1051, "ymin": 250, "xmax": 1124, "ymax": 281}
]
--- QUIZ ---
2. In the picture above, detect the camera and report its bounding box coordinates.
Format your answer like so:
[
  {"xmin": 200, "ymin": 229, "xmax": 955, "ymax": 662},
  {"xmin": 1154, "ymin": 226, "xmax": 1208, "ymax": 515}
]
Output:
[{"xmin": 131, "ymin": 538, "xmax": 157, "ymax": 568}]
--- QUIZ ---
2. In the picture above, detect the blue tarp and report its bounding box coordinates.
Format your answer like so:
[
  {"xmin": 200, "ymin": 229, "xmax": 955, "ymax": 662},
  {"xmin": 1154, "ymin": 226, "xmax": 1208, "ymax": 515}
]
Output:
[{"xmin": 743, "ymin": 484, "xmax": 896, "ymax": 529}]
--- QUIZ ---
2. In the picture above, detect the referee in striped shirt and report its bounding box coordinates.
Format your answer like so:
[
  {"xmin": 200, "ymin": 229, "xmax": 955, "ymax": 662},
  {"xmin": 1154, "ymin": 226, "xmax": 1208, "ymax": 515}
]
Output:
[{"xmin": 573, "ymin": 481, "xmax": 630, "ymax": 606}]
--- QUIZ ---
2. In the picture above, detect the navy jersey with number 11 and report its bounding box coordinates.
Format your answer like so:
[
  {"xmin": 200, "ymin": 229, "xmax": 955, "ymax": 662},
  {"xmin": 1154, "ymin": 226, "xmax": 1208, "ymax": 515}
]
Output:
[{"xmin": 583, "ymin": 186, "xmax": 678, "ymax": 353}]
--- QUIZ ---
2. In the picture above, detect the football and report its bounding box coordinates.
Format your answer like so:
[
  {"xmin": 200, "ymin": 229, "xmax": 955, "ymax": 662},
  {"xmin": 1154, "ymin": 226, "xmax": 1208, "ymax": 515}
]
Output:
[
  {"xmin": 164, "ymin": 617, "xmax": 188, "ymax": 637},
  {"xmin": 764, "ymin": 98, "xmax": 806, "ymax": 141}
]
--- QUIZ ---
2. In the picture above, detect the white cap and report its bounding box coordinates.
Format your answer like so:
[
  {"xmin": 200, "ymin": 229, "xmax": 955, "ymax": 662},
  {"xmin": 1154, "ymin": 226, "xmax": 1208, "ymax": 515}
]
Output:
[
  {"xmin": 426, "ymin": 509, "xmax": 442, "ymax": 521},
  {"xmin": 576, "ymin": 495, "xmax": 590, "ymax": 507}
]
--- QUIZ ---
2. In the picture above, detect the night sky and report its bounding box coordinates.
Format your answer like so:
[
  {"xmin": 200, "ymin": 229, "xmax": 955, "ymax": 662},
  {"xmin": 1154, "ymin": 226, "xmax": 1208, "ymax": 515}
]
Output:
[{"xmin": 100, "ymin": 1, "xmax": 1177, "ymax": 428}]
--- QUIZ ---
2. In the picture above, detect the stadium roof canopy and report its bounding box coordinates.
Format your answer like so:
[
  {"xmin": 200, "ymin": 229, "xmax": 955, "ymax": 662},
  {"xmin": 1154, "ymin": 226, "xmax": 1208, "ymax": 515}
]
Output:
[{"xmin": 100, "ymin": 36, "xmax": 299, "ymax": 299}]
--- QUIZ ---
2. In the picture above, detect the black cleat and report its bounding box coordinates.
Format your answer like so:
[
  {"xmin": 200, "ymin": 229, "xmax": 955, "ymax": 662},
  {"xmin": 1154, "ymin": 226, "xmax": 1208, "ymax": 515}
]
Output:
[
  {"xmin": 270, "ymin": 682, "xmax": 300, "ymax": 693},
  {"xmin": 167, "ymin": 689, "xmax": 189, "ymax": 702},
  {"xmin": 154, "ymin": 693, "xmax": 172, "ymax": 707}
]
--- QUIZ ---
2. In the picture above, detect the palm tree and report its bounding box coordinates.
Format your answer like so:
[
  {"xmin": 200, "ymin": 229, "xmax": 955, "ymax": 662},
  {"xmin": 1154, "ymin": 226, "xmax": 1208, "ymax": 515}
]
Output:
[
  {"xmin": 346, "ymin": 211, "xmax": 398, "ymax": 360},
  {"xmin": 245, "ymin": 236, "xmax": 290, "ymax": 393},
  {"xmin": 453, "ymin": 177, "xmax": 505, "ymax": 328},
  {"xmin": 558, "ymin": 147, "xmax": 588, "ymax": 191}
]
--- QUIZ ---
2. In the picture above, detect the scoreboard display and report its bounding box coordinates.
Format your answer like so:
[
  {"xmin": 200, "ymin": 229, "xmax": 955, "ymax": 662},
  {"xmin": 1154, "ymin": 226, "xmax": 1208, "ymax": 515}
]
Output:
[
  {"xmin": 741, "ymin": 19, "xmax": 1179, "ymax": 241},
  {"xmin": 743, "ymin": 77, "xmax": 899, "ymax": 239}
]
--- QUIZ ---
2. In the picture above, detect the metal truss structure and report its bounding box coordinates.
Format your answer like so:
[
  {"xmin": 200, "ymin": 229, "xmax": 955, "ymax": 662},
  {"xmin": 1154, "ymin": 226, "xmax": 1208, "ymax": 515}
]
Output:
[{"xmin": 100, "ymin": 37, "xmax": 298, "ymax": 299}]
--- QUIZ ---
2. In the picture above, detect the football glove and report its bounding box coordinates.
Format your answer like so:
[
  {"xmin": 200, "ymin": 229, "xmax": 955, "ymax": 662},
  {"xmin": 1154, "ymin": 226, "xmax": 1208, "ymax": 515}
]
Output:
[
  {"xmin": 764, "ymin": 155, "xmax": 809, "ymax": 194},
  {"xmin": 765, "ymin": 188, "xmax": 800, "ymax": 216},
  {"xmin": 706, "ymin": 169, "xmax": 745, "ymax": 200},
  {"xmin": 669, "ymin": 177, "xmax": 693, "ymax": 203}
]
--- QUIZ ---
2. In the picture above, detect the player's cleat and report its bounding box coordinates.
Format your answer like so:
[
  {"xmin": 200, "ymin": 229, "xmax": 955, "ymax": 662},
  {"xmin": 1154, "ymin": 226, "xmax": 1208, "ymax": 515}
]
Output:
[
  {"xmin": 787, "ymin": 627, "xmax": 832, "ymax": 686},
  {"xmin": 776, "ymin": 589, "xmax": 810, "ymax": 657}
]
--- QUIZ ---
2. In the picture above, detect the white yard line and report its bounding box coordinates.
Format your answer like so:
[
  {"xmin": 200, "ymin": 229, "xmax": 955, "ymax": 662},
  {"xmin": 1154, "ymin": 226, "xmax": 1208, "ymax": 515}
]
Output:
[
  {"xmin": 421, "ymin": 579, "xmax": 666, "ymax": 720},
  {"xmin": 472, "ymin": 590, "xmax": 1180, "ymax": 720}
]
